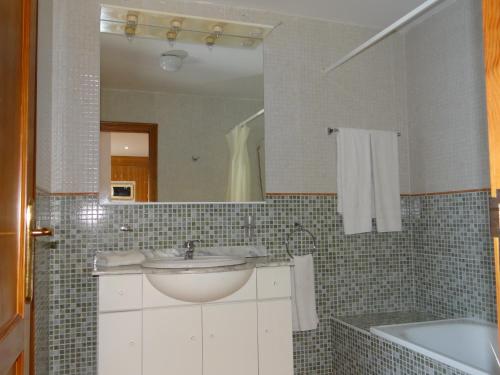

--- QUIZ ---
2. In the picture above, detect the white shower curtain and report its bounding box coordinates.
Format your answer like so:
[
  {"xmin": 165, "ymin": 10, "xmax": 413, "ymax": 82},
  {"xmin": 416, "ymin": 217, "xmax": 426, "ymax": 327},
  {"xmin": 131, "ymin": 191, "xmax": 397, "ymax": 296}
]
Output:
[{"xmin": 226, "ymin": 124, "xmax": 251, "ymax": 201}]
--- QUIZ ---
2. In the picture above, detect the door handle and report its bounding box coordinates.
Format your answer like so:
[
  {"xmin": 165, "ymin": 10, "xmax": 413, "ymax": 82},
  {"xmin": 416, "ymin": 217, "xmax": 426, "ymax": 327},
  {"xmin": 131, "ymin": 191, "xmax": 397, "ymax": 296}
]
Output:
[
  {"xmin": 31, "ymin": 227, "xmax": 53, "ymax": 237},
  {"xmin": 25, "ymin": 202, "xmax": 55, "ymax": 302}
]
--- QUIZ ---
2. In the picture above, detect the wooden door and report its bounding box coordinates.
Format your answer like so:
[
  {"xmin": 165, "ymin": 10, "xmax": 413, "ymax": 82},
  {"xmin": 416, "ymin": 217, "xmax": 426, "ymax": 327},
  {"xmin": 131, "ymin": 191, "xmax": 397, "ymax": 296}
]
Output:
[
  {"xmin": 202, "ymin": 302, "xmax": 258, "ymax": 375},
  {"xmin": 101, "ymin": 122, "xmax": 158, "ymax": 202},
  {"xmin": 111, "ymin": 156, "xmax": 150, "ymax": 202},
  {"xmin": 0, "ymin": 0, "xmax": 38, "ymax": 374},
  {"xmin": 483, "ymin": 0, "xmax": 500, "ymax": 339}
]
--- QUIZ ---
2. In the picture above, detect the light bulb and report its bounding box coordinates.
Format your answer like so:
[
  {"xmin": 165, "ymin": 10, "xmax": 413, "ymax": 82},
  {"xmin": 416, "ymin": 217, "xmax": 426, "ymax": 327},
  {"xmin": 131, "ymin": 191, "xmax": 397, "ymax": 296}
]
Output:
[
  {"xmin": 205, "ymin": 34, "xmax": 216, "ymax": 49},
  {"xmin": 166, "ymin": 30, "xmax": 177, "ymax": 47}
]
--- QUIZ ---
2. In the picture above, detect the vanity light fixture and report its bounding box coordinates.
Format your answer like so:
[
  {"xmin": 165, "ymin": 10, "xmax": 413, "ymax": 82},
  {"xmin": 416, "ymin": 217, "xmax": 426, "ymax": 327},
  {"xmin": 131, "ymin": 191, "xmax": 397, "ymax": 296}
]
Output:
[
  {"xmin": 166, "ymin": 30, "xmax": 178, "ymax": 46},
  {"xmin": 124, "ymin": 12, "xmax": 138, "ymax": 41},
  {"xmin": 212, "ymin": 24, "xmax": 224, "ymax": 38},
  {"xmin": 171, "ymin": 19, "xmax": 183, "ymax": 32},
  {"xmin": 241, "ymin": 38, "xmax": 255, "ymax": 48},
  {"xmin": 205, "ymin": 34, "xmax": 216, "ymax": 49}
]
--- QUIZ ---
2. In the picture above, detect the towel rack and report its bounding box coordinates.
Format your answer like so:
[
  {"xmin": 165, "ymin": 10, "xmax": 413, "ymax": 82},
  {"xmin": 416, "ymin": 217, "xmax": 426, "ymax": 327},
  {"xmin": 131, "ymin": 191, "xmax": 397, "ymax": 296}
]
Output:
[{"xmin": 285, "ymin": 222, "xmax": 318, "ymax": 259}]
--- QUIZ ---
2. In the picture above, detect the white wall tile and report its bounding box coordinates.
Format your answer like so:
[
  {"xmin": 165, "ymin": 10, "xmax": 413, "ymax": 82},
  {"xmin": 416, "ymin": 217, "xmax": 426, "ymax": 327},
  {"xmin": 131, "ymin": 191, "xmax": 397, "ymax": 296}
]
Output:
[{"xmin": 406, "ymin": 0, "xmax": 489, "ymax": 193}]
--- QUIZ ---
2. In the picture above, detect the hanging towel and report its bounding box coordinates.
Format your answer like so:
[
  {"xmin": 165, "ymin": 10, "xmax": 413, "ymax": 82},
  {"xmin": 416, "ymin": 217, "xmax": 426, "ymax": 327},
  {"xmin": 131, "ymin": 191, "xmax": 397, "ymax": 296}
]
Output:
[
  {"xmin": 370, "ymin": 130, "xmax": 402, "ymax": 232},
  {"xmin": 226, "ymin": 125, "xmax": 252, "ymax": 201},
  {"xmin": 291, "ymin": 255, "xmax": 319, "ymax": 332},
  {"xmin": 337, "ymin": 128, "xmax": 373, "ymax": 235},
  {"xmin": 95, "ymin": 250, "xmax": 146, "ymax": 267}
]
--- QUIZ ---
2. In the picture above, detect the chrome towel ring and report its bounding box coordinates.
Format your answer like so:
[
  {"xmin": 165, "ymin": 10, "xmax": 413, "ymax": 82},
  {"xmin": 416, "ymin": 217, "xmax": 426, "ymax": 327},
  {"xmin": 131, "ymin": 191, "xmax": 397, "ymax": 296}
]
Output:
[{"xmin": 285, "ymin": 222, "xmax": 318, "ymax": 259}]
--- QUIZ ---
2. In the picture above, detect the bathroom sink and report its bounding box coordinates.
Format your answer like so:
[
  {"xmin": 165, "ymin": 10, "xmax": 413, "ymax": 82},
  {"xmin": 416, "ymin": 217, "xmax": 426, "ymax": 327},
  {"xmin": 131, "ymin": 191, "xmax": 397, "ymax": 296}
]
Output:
[
  {"xmin": 143, "ymin": 256, "xmax": 253, "ymax": 302},
  {"xmin": 142, "ymin": 255, "xmax": 246, "ymax": 269}
]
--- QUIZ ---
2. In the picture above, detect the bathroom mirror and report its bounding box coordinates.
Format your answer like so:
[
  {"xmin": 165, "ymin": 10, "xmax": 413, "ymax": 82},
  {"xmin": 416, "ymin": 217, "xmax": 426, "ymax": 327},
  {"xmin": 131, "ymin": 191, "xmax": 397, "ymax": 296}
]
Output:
[{"xmin": 99, "ymin": 6, "xmax": 271, "ymax": 203}]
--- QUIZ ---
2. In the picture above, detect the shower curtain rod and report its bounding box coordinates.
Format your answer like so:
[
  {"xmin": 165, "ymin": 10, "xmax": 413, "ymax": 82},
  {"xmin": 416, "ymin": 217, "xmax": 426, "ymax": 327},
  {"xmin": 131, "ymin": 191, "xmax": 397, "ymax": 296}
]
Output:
[
  {"xmin": 322, "ymin": 0, "xmax": 445, "ymax": 74},
  {"xmin": 237, "ymin": 108, "xmax": 264, "ymax": 128}
]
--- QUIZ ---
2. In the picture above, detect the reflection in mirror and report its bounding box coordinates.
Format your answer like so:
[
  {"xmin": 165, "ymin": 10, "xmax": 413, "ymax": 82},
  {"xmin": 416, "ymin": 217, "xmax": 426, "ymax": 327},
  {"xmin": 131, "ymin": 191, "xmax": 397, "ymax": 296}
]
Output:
[{"xmin": 99, "ymin": 6, "xmax": 272, "ymax": 203}]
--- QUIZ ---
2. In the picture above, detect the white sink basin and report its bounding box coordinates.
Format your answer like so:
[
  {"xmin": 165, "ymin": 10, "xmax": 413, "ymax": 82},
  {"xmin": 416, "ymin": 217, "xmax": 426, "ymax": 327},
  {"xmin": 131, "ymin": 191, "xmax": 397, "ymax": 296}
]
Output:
[
  {"xmin": 142, "ymin": 255, "xmax": 246, "ymax": 269},
  {"xmin": 143, "ymin": 256, "xmax": 253, "ymax": 303}
]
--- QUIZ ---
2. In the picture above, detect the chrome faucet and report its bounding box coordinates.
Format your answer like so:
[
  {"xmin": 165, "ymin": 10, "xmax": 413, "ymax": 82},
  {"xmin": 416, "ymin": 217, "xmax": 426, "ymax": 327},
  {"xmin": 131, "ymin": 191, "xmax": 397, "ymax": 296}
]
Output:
[{"xmin": 184, "ymin": 240, "xmax": 200, "ymax": 260}]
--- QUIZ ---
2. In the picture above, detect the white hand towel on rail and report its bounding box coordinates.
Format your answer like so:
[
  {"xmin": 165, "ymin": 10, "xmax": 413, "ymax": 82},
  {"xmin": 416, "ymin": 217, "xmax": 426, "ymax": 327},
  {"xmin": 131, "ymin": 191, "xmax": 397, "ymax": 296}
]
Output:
[
  {"xmin": 291, "ymin": 254, "xmax": 319, "ymax": 331},
  {"xmin": 370, "ymin": 130, "xmax": 402, "ymax": 232},
  {"xmin": 337, "ymin": 128, "xmax": 373, "ymax": 235}
]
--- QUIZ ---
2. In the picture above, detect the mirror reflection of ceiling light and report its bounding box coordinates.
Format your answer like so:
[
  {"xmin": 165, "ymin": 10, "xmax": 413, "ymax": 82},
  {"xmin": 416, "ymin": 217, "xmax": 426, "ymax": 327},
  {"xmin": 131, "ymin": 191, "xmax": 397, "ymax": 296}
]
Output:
[
  {"xmin": 160, "ymin": 50, "xmax": 188, "ymax": 72},
  {"xmin": 124, "ymin": 146, "xmax": 129, "ymax": 150}
]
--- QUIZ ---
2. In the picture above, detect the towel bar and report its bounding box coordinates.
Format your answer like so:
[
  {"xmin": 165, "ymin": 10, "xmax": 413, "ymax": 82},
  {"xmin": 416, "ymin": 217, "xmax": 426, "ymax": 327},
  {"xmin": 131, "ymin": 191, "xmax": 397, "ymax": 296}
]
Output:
[{"xmin": 285, "ymin": 223, "xmax": 318, "ymax": 259}]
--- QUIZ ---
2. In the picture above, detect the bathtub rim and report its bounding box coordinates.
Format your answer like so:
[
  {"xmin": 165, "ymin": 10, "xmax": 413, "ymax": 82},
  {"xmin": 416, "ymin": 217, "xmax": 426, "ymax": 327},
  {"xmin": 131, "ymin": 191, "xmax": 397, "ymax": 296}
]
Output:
[{"xmin": 370, "ymin": 318, "xmax": 498, "ymax": 375}]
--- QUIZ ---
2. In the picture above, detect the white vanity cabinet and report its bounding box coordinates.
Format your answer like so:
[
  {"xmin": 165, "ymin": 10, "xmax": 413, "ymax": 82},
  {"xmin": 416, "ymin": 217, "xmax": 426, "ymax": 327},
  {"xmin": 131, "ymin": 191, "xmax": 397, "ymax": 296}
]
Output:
[{"xmin": 97, "ymin": 265, "xmax": 293, "ymax": 375}]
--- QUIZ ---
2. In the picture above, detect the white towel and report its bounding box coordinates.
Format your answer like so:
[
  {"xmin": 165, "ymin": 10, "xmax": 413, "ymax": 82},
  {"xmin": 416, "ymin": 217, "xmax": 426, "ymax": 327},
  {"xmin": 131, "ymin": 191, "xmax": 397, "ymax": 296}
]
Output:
[
  {"xmin": 95, "ymin": 250, "xmax": 146, "ymax": 267},
  {"xmin": 291, "ymin": 255, "xmax": 319, "ymax": 332},
  {"xmin": 337, "ymin": 128, "xmax": 373, "ymax": 235},
  {"xmin": 370, "ymin": 130, "xmax": 402, "ymax": 232}
]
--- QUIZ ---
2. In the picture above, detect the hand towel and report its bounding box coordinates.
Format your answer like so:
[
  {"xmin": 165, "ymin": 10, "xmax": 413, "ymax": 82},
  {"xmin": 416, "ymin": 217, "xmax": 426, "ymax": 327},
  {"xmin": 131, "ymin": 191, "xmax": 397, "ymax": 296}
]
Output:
[
  {"xmin": 95, "ymin": 250, "xmax": 146, "ymax": 267},
  {"xmin": 370, "ymin": 130, "xmax": 402, "ymax": 232},
  {"xmin": 291, "ymin": 255, "xmax": 319, "ymax": 331},
  {"xmin": 337, "ymin": 128, "xmax": 373, "ymax": 235}
]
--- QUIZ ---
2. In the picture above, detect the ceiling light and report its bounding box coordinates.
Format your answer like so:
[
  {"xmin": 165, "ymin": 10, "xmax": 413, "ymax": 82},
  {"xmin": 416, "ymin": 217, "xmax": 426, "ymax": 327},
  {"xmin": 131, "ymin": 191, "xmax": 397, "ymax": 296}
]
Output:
[
  {"xmin": 160, "ymin": 50, "xmax": 188, "ymax": 72},
  {"xmin": 124, "ymin": 146, "xmax": 129, "ymax": 150}
]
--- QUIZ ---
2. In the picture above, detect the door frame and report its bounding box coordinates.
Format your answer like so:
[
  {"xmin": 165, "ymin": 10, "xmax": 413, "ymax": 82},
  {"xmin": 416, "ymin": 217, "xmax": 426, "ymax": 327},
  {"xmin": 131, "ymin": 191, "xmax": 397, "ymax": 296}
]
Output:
[
  {"xmin": 100, "ymin": 121, "xmax": 158, "ymax": 202},
  {"xmin": 483, "ymin": 0, "xmax": 500, "ymax": 339}
]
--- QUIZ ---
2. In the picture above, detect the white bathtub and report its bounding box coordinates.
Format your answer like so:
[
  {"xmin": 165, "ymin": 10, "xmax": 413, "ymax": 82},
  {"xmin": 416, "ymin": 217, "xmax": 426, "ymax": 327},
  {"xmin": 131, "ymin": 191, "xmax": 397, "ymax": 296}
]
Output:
[{"xmin": 371, "ymin": 319, "xmax": 500, "ymax": 375}]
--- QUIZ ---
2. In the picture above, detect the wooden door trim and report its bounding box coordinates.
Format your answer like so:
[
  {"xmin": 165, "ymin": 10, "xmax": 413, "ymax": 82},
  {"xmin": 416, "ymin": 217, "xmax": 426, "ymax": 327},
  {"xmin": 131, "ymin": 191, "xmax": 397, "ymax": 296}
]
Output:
[
  {"xmin": 100, "ymin": 121, "xmax": 158, "ymax": 201},
  {"xmin": 482, "ymin": 0, "xmax": 500, "ymax": 338}
]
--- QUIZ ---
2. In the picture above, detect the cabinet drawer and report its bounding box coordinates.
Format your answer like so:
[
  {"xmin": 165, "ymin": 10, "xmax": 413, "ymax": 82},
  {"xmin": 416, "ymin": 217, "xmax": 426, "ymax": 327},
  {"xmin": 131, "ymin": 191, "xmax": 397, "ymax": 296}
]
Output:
[
  {"xmin": 99, "ymin": 274, "xmax": 142, "ymax": 312},
  {"xmin": 257, "ymin": 267, "xmax": 291, "ymax": 300}
]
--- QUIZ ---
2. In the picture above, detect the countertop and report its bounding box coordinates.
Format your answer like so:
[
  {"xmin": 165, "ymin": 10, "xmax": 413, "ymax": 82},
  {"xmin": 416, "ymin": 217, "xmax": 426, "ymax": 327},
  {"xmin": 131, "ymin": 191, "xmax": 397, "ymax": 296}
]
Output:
[{"xmin": 92, "ymin": 256, "xmax": 292, "ymax": 276}]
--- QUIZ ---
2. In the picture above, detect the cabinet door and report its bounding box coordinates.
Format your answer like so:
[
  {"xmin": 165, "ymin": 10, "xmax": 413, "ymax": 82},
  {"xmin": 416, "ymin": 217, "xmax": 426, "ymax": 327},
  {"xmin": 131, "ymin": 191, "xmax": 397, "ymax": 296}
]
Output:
[
  {"xmin": 143, "ymin": 306, "xmax": 202, "ymax": 375},
  {"xmin": 99, "ymin": 311, "xmax": 142, "ymax": 375},
  {"xmin": 203, "ymin": 302, "xmax": 258, "ymax": 375},
  {"xmin": 258, "ymin": 300, "xmax": 294, "ymax": 375}
]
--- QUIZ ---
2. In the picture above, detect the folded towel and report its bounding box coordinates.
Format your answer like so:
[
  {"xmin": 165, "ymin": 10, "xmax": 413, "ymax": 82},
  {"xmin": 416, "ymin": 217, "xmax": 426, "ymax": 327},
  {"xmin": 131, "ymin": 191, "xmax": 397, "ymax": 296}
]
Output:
[
  {"xmin": 95, "ymin": 250, "xmax": 146, "ymax": 267},
  {"xmin": 195, "ymin": 245, "xmax": 267, "ymax": 258},
  {"xmin": 337, "ymin": 128, "xmax": 373, "ymax": 235},
  {"xmin": 291, "ymin": 255, "xmax": 319, "ymax": 331},
  {"xmin": 370, "ymin": 130, "xmax": 402, "ymax": 232}
]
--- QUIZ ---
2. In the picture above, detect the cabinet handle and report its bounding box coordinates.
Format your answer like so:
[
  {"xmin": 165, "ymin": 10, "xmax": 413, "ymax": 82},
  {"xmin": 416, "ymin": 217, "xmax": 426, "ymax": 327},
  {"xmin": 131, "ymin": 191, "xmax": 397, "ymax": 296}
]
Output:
[
  {"xmin": 209, "ymin": 334, "xmax": 215, "ymax": 339},
  {"xmin": 129, "ymin": 340, "xmax": 136, "ymax": 346},
  {"xmin": 273, "ymin": 281, "xmax": 279, "ymax": 287},
  {"xmin": 117, "ymin": 289, "xmax": 125, "ymax": 296},
  {"xmin": 265, "ymin": 329, "xmax": 270, "ymax": 334},
  {"xmin": 190, "ymin": 336, "xmax": 196, "ymax": 341}
]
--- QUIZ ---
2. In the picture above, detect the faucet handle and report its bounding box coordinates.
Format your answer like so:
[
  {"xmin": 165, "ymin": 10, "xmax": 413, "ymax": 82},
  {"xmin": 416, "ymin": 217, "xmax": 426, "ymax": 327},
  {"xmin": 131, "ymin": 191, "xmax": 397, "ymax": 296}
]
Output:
[{"xmin": 184, "ymin": 239, "xmax": 201, "ymax": 248}]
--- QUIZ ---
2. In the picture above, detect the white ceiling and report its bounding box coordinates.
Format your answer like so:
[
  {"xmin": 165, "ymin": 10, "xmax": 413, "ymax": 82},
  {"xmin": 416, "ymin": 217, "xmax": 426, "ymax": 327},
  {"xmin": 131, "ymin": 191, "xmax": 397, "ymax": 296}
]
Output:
[
  {"xmin": 110, "ymin": 132, "xmax": 149, "ymax": 157},
  {"xmin": 101, "ymin": 33, "xmax": 264, "ymax": 98},
  {"xmin": 195, "ymin": 0, "xmax": 429, "ymax": 28}
]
